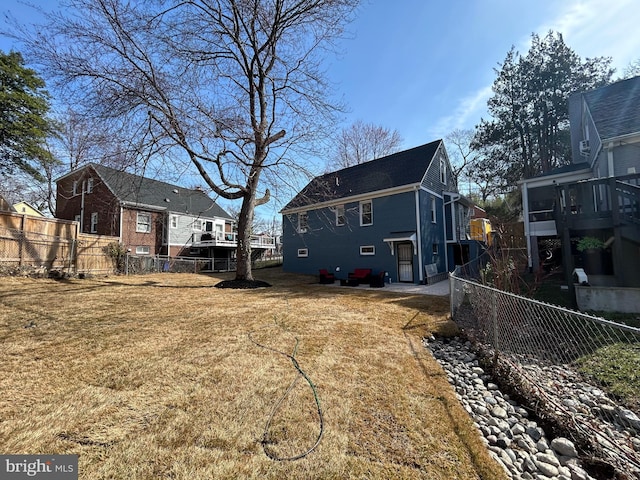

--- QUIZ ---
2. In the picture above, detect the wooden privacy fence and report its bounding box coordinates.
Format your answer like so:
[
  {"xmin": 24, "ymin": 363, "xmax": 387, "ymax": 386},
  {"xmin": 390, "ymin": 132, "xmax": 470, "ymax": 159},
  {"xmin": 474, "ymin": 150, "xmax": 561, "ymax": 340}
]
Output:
[{"xmin": 0, "ymin": 212, "xmax": 118, "ymax": 275}]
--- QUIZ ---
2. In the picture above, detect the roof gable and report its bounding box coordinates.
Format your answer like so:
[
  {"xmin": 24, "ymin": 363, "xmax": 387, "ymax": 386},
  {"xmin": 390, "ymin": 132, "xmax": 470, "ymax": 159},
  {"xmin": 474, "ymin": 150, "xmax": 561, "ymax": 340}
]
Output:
[
  {"xmin": 283, "ymin": 140, "xmax": 442, "ymax": 211},
  {"xmin": 583, "ymin": 76, "xmax": 640, "ymax": 140}
]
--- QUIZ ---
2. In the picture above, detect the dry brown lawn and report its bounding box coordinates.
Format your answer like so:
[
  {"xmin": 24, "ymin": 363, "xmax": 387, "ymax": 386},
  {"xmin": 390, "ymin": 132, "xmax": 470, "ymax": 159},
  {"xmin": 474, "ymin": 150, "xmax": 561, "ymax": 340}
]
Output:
[{"xmin": 0, "ymin": 268, "xmax": 507, "ymax": 479}]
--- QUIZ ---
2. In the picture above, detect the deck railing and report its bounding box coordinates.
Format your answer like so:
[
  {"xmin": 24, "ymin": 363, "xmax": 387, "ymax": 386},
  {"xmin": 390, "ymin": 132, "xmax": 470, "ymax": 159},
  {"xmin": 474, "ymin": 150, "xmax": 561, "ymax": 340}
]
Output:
[{"xmin": 192, "ymin": 231, "xmax": 276, "ymax": 248}]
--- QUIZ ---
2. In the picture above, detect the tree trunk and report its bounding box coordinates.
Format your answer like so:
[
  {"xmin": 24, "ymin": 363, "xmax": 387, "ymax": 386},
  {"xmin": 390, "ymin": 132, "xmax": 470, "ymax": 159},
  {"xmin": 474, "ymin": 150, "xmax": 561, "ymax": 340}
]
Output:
[{"xmin": 235, "ymin": 191, "xmax": 256, "ymax": 281}]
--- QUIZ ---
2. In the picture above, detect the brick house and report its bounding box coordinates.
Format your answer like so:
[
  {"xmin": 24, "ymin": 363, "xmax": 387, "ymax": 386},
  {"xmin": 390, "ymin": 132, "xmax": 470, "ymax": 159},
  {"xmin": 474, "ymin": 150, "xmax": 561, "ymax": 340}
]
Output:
[{"xmin": 55, "ymin": 163, "xmax": 239, "ymax": 260}]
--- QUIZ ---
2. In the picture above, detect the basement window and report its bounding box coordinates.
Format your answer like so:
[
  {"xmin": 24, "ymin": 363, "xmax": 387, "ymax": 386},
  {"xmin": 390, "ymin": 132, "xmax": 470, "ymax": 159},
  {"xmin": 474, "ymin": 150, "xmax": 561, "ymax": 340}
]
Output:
[{"xmin": 297, "ymin": 248, "xmax": 308, "ymax": 258}]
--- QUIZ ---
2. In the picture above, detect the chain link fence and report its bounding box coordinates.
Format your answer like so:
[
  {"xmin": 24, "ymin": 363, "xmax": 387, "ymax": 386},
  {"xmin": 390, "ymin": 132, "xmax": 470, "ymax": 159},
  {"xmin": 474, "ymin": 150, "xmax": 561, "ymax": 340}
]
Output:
[
  {"xmin": 450, "ymin": 267, "xmax": 640, "ymax": 475},
  {"xmin": 122, "ymin": 254, "xmax": 281, "ymax": 275},
  {"xmin": 124, "ymin": 255, "xmax": 217, "ymax": 275}
]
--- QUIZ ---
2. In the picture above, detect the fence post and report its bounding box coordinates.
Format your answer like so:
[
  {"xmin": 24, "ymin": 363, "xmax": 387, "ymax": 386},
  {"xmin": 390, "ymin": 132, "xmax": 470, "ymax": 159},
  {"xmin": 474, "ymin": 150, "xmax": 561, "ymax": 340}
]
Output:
[
  {"xmin": 18, "ymin": 215, "xmax": 25, "ymax": 266},
  {"xmin": 491, "ymin": 289, "xmax": 499, "ymax": 364},
  {"xmin": 449, "ymin": 274, "xmax": 455, "ymax": 320}
]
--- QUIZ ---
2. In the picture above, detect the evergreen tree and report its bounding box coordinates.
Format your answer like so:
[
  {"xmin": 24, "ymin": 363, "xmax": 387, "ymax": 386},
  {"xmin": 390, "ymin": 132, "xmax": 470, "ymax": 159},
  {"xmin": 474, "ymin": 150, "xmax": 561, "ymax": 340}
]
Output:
[
  {"xmin": 473, "ymin": 32, "xmax": 613, "ymax": 186},
  {"xmin": 0, "ymin": 51, "xmax": 55, "ymax": 180}
]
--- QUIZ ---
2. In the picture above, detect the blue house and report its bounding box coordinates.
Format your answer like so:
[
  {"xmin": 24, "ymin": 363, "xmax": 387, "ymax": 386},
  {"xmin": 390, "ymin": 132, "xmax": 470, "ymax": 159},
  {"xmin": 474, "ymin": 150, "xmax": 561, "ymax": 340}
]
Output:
[{"xmin": 281, "ymin": 140, "xmax": 480, "ymax": 284}]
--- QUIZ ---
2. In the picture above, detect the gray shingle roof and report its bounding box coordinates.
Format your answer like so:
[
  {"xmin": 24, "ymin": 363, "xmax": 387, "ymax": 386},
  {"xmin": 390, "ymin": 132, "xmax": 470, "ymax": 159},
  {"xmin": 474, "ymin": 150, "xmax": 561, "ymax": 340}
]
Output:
[
  {"xmin": 90, "ymin": 164, "xmax": 233, "ymax": 219},
  {"xmin": 283, "ymin": 140, "xmax": 442, "ymax": 211},
  {"xmin": 584, "ymin": 75, "xmax": 640, "ymax": 140}
]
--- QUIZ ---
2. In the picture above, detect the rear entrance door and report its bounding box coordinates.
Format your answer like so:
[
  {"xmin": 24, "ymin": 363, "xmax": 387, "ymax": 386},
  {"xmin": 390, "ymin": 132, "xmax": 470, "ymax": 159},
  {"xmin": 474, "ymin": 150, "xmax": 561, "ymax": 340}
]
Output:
[{"xmin": 397, "ymin": 243, "xmax": 413, "ymax": 282}]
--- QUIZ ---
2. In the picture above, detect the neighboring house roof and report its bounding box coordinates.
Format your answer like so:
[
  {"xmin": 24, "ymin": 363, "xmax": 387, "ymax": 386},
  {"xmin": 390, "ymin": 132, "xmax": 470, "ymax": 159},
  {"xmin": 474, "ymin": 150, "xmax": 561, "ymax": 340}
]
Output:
[
  {"xmin": 582, "ymin": 75, "xmax": 640, "ymax": 141},
  {"xmin": 13, "ymin": 201, "xmax": 44, "ymax": 216},
  {"xmin": 282, "ymin": 140, "xmax": 442, "ymax": 211},
  {"xmin": 58, "ymin": 163, "xmax": 233, "ymax": 220},
  {"xmin": 527, "ymin": 162, "xmax": 592, "ymax": 180}
]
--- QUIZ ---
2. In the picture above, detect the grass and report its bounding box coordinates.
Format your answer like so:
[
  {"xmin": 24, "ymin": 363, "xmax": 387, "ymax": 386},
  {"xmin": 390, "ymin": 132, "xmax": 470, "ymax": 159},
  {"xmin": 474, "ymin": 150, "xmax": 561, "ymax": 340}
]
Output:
[
  {"xmin": 577, "ymin": 343, "xmax": 640, "ymax": 410},
  {"xmin": 0, "ymin": 268, "xmax": 506, "ymax": 479}
]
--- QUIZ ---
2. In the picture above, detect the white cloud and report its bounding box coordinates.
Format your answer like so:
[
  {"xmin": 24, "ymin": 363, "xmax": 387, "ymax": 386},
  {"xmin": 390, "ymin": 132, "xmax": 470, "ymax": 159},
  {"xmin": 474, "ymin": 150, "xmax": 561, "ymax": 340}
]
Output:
[
  {"xmin": 529, "ymin": 0, "xmax": 640, "ymax": 71},
  {"xmin": 432, "ymin": 0, "xmax": 640, "ymax": 140},
  {"xmin": 428, "ymin": 85, "xmax": 493, "ymax": 138}
]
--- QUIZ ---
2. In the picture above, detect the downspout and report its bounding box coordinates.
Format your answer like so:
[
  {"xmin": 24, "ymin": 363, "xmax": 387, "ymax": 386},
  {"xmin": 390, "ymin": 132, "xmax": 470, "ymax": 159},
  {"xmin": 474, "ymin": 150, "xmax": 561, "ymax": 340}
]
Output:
[
  {"xmin": 521, "ymin": 183, "xmax": 532, "ymax": 270},
  {"xmin": 80, "ymin": 180, "xmax": 86, "ymax": 232},
  {"xmin": 166, "ymin": 213, "xmax": 170, "ymax": 256},
  {"xmin": 119, "ymin": 205, "xmax": 124, "ymax": 245},
  {"xmin": 415, "ymin": 188, "xmax": 424, "ymax": 283},
  {"xmin": 607, "ymin": 143, "xmax": 615, "ymax": 177}
]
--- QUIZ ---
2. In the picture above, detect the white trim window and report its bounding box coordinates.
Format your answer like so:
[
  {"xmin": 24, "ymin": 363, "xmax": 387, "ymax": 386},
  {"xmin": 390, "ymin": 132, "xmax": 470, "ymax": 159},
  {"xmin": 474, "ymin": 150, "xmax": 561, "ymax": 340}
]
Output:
[
  {"xmin": 439, "ymin": 158, "xmax": 446, "ymax": 184},
  {"xmin": 360, "ymin": 200, "xmax": 373, "ymax": 226},
  {"xmin": 170, "ymin": 215, "xmax": 178, "ymax": 228},
  {"xmin": 192, "ymin": 219, "xmax": 203, "ymax": 231},
  {"xmin": 432, "ymin": 243, "xmax": 439, "ymax": 256},
  {"xmin": 136, "ymin": 212, "xmax": 152, "ymax": 233},
  {"xmin": 297, "ymin": 248, "xmax": 308, "ymax": 257},
  {"xmin": 335, "ymin": 205, "xmax": 345, "ymax": 226},
  {"xmin": 72, "ymin": 180, "xmax": 79, "ymax": 196},
  {"xmin": 86, "ymin": 177, "xmax": 94, "ymax": 193},
  {"xmin": 298, "ymin": 212, "xmax": 308, "ymax": 233},
  {"xmin": 431, "ymin": 197, "xmax": 437, "ymax": 223},
  {"xmin": 90, "ymin": 212, "xmax": 98, "ymax": 233},
  {"xmin": 360, "ymin": 245, "xmax": 375, "ymax": 256},
  {"xmin": 136, "ymin": 245, "xmax": 150, "ymax": 255}
]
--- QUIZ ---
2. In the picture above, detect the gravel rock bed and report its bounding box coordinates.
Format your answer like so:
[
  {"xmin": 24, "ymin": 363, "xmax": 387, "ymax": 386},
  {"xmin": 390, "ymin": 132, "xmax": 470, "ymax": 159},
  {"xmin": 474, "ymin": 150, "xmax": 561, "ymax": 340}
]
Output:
[{"xmin": 424, "ymin": 336, "xmax": 640, "ymax": 480}]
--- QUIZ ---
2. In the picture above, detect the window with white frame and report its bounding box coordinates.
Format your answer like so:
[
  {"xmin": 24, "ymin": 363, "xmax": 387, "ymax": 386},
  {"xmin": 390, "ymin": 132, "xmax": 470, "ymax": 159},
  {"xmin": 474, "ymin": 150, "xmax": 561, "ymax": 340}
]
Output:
[
  {"xmin": 298, "ymin": 212, "xmax": 308, "ymax": 233},
  {"xmin": 136, "ymin": 212, "xmax": 152, "ymax": 233},
  {"xmin": 439, "ymin": 158, "xmax": 446, "ymax": 184},
  {"xmin": 297, "ymin": 248, "xmax": 308, "ymax": 257},
  {"xmin": 136, "ymin": 245, "xmax": 150, "ymax": 255},
  {"xmin": 74, "ymin": 214, "xmax": 81, "ymax": 224},
  {"xmin": 360, "ymin": 200, "xmax": 373, "ymax": 226},
  {"xmin": 90, "ymin": 212, "xmax": 98, "ymax": 233},
  {"xmin": 192, "ymin": 219, "xmax": 203, "ymax": 231},
  {"xmin": 432, "ymin": 243, "xmax": 439, "ymax": 256},
  {"xmin": 360, "ymin": 245, "xmax": 375, "ymax": 255},
  {"xmin": 86, "ymin": 177, "xmax": 94, "ymax": 193},
  {"xmin": 170, "ymin": 215, "xmax": 178, "ymax": 228},
  {"xmin": 335, "ymin": 205, "xmax": 345, "ymax": 226},
  {"xmin": 72, "ymin": 180, "xmax": 78, "ymax": 196},
  {"xmin": 431, "ymin": 197, "xmax": 437, "ymax": 223}
]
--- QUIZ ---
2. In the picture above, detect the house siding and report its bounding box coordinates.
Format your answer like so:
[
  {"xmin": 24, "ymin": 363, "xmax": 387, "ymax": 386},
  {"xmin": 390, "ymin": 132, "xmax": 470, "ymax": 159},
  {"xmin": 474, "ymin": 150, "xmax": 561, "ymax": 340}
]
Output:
[
  {"xmin": 612, "ymin": 143, "xmax": 640, "ymax": 176},
  {"xmin": 421, "ymin": 144, "xmax": 455, "ymax": 193},
  {"xmin": 56, "ymin": 167, "xmax": 121, "ymax": 236},
  {"xmin": 419, "ymin": 190, "xmax": 446, "ymax": 274},
  {"xmin": 283, "ymin": 191, "xmax": 421, "ymax": 283},
  {"xmin": 121, "ymin": 208, "xmax": 163, "ymax": 255}
]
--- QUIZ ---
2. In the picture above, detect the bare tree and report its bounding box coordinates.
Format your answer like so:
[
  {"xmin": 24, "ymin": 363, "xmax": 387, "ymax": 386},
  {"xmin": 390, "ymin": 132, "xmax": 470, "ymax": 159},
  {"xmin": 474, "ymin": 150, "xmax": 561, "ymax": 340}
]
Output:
[
  {"xmin": 18, "ymin": 0, "xmax": 359, "ymax": 283},
  {"xmin": 444, "ymin": 128, "xmax": 476, "ymax": 189},
  {"xmin": 622, "ymin": 59, "xmax": 640, "ymax": 79},
  {"xmin": 329, "ymin": 120, "xmax": 403, "ymax": 170}
]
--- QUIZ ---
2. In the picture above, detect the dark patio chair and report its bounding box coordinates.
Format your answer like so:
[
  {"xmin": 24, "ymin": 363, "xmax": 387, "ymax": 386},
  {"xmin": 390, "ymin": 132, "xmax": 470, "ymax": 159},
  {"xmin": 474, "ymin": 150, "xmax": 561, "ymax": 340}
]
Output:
[{"xmin": 319, "ymin": 269, "xmax": 336, "ymax": 284}]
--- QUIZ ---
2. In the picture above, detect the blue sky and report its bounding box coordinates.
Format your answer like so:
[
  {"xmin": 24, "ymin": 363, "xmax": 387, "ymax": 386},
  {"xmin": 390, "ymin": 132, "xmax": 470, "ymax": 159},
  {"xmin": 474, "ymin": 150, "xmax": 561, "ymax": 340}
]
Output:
[
  {"xmin": 3, "ymin": 0, "xmax": 639, "ymax": 150},
  {"xmin": 2, "ymin": 0, "xmax": 640, "ymax": 216},
  {"xmin": 328, "ymin": 0, "xmax": 640, "ymax": 148}
]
